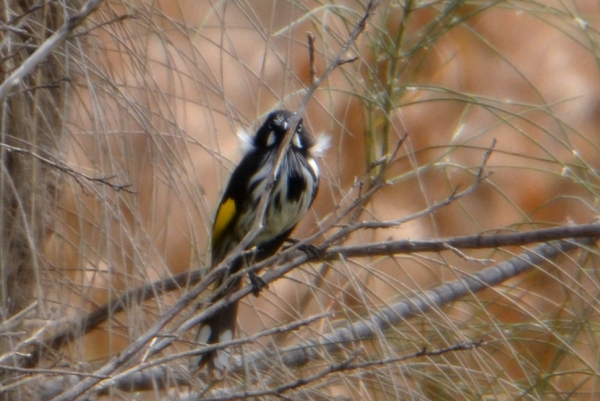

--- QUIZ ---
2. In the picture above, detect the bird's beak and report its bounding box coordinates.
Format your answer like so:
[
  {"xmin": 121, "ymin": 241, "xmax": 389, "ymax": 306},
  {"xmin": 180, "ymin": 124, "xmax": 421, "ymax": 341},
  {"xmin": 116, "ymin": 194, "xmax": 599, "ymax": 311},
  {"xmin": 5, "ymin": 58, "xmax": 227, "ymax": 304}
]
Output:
[{"xmin": 282, "ymin": 121, "xmax": 289, "ymax": 131}]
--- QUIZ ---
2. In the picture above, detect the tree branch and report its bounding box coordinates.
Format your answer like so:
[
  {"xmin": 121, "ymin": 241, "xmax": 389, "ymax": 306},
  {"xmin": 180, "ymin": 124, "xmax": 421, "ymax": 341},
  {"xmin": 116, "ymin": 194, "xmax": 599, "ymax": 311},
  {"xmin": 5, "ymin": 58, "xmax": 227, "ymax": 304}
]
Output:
[
  {"xmin": 0, "ymin": 0, "xmax": 105, "ymax": 101},
  {"xmin": 0, "ymin": 143, "xmax": 134, "ymax": 193},
  {"xmin": 307, "ymin": 32, "xmax": 317, "ymax": 84},
  {"xmin": 187, "ymin": 341, "xmax": 484, "ymax": 401},
  {"xmin": 327, "ymin": 222, "xmax": 600, "ymax": 258},
  {"xmin": 232, "ymin": 237, "xmax": 594, "ymax": 373},
  {"xmin": 14, "ymin": 221, "xmax": 600, "ymax": 374},
  {"xmin": 36, "ymin": 237, "xmax": 589, "ymax": 397},
  {"xmin": 42, "ymin": 2, "xmax": 383, "ymax": 400}
]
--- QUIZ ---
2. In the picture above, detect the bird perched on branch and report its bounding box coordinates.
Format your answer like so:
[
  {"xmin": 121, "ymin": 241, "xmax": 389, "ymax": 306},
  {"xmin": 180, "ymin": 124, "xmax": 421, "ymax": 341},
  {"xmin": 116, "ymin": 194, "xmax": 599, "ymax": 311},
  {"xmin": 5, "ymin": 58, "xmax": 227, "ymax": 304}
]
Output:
[{"xmin": 195, "ymin": 109, "xmax": 328, "ymax": 374}]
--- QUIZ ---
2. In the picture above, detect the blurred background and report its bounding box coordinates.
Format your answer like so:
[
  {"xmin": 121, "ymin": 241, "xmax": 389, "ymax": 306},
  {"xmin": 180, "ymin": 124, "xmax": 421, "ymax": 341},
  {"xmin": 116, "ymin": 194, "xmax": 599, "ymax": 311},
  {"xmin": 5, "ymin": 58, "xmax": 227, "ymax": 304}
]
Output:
[{"xmin": 3, "ymin": 0, "xmax": 600, "ymax": 399}]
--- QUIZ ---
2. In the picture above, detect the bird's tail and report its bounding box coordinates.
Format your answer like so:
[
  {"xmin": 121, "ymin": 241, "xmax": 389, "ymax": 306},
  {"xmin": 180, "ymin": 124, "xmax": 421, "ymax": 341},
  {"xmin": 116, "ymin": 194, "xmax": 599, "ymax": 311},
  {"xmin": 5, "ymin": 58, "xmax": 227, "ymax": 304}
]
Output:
[{"xmin": 194, "ymin": 276, "xmax": 241, "ymax": 374}]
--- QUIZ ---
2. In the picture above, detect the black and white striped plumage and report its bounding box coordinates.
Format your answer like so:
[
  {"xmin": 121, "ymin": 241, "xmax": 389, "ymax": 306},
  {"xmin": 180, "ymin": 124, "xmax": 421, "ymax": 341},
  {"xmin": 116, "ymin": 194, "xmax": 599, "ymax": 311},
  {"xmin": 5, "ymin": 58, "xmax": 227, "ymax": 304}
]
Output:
[{"xmin": 195, "ymin": 110, "xmax": 325, "ymax": 373}]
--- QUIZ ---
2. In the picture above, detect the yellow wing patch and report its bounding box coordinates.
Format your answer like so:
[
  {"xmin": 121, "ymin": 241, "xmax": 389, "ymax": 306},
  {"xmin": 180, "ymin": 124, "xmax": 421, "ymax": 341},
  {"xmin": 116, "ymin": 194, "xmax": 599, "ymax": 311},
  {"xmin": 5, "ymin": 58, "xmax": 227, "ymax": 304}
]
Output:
[{"xmin": 213, "ymin": 197, "xmax": 236, "ymax": 241}]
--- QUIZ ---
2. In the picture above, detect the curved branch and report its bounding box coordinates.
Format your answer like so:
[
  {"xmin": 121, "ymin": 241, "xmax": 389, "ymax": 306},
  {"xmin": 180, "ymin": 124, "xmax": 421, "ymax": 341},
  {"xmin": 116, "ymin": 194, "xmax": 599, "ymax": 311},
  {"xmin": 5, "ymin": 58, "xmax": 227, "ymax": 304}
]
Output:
[
  {"xmin": 243, "ymin": 238, "xmax": 594, "ymax": 372},
  {"xmin": 14, "ymin": 221, "xmax": 600, "ymax": 373},
  {"xmin": 36, "ymin": 237, "xmax": 592, "ymax": 397}
]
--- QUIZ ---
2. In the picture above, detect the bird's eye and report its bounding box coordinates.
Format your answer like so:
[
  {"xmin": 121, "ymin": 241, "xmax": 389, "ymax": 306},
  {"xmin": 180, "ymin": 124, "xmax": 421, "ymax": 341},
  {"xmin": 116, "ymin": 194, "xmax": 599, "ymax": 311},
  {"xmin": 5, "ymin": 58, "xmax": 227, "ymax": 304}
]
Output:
[
  {"xmin": 267, "ymin": 121, "xmax": 273, "ymax": 129},
  {"xmin": 297, "ymin": 123, "xmax": 303, "ymax": 131}
]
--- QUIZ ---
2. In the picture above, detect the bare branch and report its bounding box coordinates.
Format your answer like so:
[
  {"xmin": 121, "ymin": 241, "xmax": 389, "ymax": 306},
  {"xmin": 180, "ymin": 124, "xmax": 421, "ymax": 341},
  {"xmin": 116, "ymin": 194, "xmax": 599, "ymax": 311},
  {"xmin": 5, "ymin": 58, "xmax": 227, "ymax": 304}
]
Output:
[
  {"xmin": 238, "ymin": 237, "xmax": 593, "ymax": 373},
  {"xmin": 3, "ymin": 1, "xmax": 58, "ymax": 27},
  {"xmin": 41, "ymin": 238, "xmax": 585, "ymax": 397},
  {"xmin": 326, "ymin": 138, "xmax": 495, "ymax": 245},
  {"xmin": 198, "ymin": 351, "xmax": 361, "ymax": 401},
  {"xmin": 0, "ymin": 0, "xmax": 105, "ymax": 101},
  {"xmin": 33, "ymin": 315, "xmax": 332, "ymax": 399},
  {"xmin": 17, "ymin": 221, "xmax": 600, "ymax": 374},
  {"xmin": 328, "ymin": 222, "xmax": 600, "ymax": 258},
  {"xmin": 292, "ymin": 0, "xmax": 379, "ymax": 120},
  {"xmin": 0, "ymin": 143, "xmax": 134, "ymax": 193},
  {"xmin": 97, "ymin": 314, "xmax": 330, "ymax": 394},
  {"xmin": 0, "ymin": 365, "xmax": 107, "ymax": 379},
  {"xmin": 188, "ymin": 341, "xmax": 485, "ymax": 401},
  {"xmin": 70, "ymin": 13, "xmax": 137, "ymax": 38},
  {"xmin": 14, "ymin": 76, "xmax": 71, "ymax": 94},
  {"xmin": 19, "ymin": 269, "xmax": 201, "ymax": 368},
  {"xmin": 29, "ymin": 4, "xmax": 385, "ymax": 398},
  {"xmin": 339, "ymin": 55, "xmax": 359, "ymax": 65},
  {"xmin": 307, "ymin": 32, "xmax": 316, "ymax": 84},
  {"xmin": 367, "ymin": 133, "xmax": 408, "ymax": 172}
]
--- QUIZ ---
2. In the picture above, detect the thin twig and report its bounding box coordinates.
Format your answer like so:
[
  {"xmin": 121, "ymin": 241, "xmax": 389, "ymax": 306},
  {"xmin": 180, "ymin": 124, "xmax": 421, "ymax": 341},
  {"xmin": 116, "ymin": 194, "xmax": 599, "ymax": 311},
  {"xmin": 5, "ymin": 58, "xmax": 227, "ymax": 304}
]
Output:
[
  {"xmin": 341, "ymin": 339, "xmax": 485, "ymax": 370},
  {"xmin": 325, "ymin": 138, "xmax": 495, "ymax": 245},
  {"xmin": 20, "ymin": 269, "xmax": 200, "ymax": 368},
  {"xmin": 18, "ymin": 221, "xmax": 600, "ymax": 372},
  {"xmin": 80, "ymin": 340, "xmax": 485, "ymax": 398},
  {"xmin": 367, "ymin": 133, "xmax": 408, "ymax": 172},
  {"xmin": 37, "ymin": 4, "xmax": 383, "ymax": 399},
  {"xmin": 239, "ymin": 238, "xmax": 593, "ymax": 373},
  {"xmin": 91, "ymin": 314, "xmax": 331, "ymax": 394},
  {"xmin": 291, "ymin": 0, "xmax": 380, "ymax": 124},
  {"xmin": 3, "ymin": 1, "xmax": 58, "ymax": 28},
  {"xmin": 0, "ymin": 143, "xmax": 134, "ymax": 193},
  {"xmin": 0, "ymin": 0, "xmax": 105, "ymax": 101},
  {"xmin": 307, "ymin": 32, "xmax": 317, "ymax": 84},
  {"xmin": 0, "ymin": 302, "xmax": 37, "ymax": 334},
  {"xmin": 76, "ymin": 227, "xmax": 600, "ymax": 378},
  {"xmin": 327, "ymin": 222, "xmax": 600, "ymax": 258},
  {"xmin": 14, "ymin": 76, "xmax": 71, "ymax": 95},
  {"xmin": 192, "ymin": 341, "xmax": 484, "ymax": 401},
  {"xmin": 70, "ymin": 13, "xmax": 137, "ymax": 38},
  {"xmin": 0, "ymin": 365, "xmax": 107, "ymax": 379},
  {"xmin": 199, "ymin": 350, "xmax": 362, "ymax": 401},
  {"xmin": 34, "ymin": 237, "xmax": 595, "ymax": 397}
]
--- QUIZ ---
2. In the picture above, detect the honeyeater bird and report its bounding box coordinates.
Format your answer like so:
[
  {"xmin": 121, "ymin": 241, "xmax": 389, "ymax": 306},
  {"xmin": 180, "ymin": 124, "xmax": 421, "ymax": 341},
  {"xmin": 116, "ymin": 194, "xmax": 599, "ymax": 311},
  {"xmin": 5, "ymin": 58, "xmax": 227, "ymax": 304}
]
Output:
[{"xmin": 195, "ymin": 109, "xmax": 327, "ymax": 373}]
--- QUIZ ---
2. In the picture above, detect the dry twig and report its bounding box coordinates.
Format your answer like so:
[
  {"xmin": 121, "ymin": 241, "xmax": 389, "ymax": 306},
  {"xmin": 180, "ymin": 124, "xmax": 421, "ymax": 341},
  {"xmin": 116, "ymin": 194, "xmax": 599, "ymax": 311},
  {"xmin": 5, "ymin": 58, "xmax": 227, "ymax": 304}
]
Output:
[
  {"xmin": 0, "ymin": 0, "xmax": 105, "ymax": 101},
  {"xmin": 0, "ymin": 143, "xmax": 133, "ymax": 193},
  {"xmin": 45, "ymin": 2, "xmax": 383, "ymax": 400}
]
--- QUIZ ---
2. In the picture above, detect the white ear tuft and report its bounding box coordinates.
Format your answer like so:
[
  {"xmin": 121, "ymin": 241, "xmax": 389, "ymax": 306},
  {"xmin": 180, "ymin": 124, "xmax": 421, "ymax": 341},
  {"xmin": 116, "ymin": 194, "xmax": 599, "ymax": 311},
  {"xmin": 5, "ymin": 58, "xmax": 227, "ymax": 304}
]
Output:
[
  {"xmin": 237, "ymin": 129, "xmax": 255, "ymax": 154},
  {"xmin": 311, "ymin": 134, "xmax": 331, "ymax": 157}
]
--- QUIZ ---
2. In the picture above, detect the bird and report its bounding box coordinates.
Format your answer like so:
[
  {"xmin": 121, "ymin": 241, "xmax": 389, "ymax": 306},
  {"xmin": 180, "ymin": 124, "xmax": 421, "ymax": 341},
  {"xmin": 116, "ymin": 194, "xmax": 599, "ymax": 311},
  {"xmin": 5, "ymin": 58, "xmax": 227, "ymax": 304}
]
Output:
[{"xmin": 195, "ymin": 109, "xmax": 328, "ymax": 374}]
